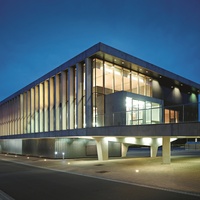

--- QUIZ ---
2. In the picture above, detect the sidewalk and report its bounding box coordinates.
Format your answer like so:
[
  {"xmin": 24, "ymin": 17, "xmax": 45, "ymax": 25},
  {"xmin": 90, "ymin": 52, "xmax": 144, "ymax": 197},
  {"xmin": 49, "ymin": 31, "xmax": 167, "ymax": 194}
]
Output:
[{"xmin": 1, "ymin": 150, "xmax": 200, "ymax": 197}]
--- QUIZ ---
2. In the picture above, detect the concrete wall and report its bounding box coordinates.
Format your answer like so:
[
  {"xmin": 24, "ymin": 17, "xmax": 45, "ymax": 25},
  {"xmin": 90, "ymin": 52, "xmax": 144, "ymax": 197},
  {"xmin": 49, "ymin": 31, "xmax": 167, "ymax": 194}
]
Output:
[
  {"xmin": 22, "ymin": 139, "xmax": 55, "ymax": 157},
  {"xmin": 0, "ymin": 139, "xmax": 22, "ymax": 154},
  {"xmin": 0, "ymin": 138, "xmax": 121, "ymax": 159}
]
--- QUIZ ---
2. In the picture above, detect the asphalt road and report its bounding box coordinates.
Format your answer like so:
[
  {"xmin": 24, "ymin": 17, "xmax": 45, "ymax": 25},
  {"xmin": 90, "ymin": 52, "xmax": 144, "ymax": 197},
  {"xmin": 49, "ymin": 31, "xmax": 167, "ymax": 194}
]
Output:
[{"xmin": 0, "ymin": 160, "xmax": 199, "ymax": 200}]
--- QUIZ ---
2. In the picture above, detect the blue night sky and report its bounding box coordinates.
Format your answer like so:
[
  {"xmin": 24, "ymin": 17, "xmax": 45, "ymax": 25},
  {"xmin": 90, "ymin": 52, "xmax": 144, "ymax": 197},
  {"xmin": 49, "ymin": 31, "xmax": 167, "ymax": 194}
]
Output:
[{"xmin": 0, "ymin": 0, "xmax": 200, "ymax": 101}]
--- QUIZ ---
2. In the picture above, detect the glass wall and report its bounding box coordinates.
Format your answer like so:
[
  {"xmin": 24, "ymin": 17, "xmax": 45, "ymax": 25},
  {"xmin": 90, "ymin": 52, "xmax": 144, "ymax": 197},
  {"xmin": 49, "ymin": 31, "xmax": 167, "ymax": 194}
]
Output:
[
  {"xmin": 126, "ymin": 97, "xmax": 162, "ymax": 125},
  {"xmin": 164, "ymin": 109, "xmax": 179, "ymax": 123},
  {"xmin": 93, "ymin": 58, "xmax": 153, "ymax": 127}
]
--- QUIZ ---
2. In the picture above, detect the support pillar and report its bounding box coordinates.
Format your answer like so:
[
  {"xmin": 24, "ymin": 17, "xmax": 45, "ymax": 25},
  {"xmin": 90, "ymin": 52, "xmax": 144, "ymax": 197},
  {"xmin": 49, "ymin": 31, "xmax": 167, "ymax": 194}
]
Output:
[
  {"xmin": 39, "ymin": 83, "xmax": 44, "ymax": 132},
  {"xmin": 95, "ymin": 137, "xmax": 108, "ymax": 161},
  {"xmin": 44, "ymin": 81, "xmax": 49, "ymax": 132},
  {"xmin": 68, "ymin": 67, "xmax": 75, "ymax": 129},
  {"xmin": 26, "ymin": 90, "xmax": 31, "ymax": 133},
  {"xmin": 20, "ymin": 94, "xmax": 23, "ymax": 134},
  {"xmin": 54, "ymin": 74, "xmax": 60, "ymax": 131},
  {"xmin": 150, "ymin": 145, "xmax": 158, "ymax": 157},
  {"xmin": 48, "ymin": 77, "xmax": 54, "ymax": 131},
  {"xmin": 61, "ymin": 71, "xmax": 67, "ymax": 130},
  {"xmin": 150, "ymin": 138, "xmax": 159, "ymax": 157},
  {"xmin": 76, "ymin": 63, "xmax": 83, "ymax": 128},
  {"xmin": 162, "ymin": 136, "xmax": 171, "ymax": 164},
  {"xmin": 30, "ymin": 88, "xmax": 35, "ymax": 133},
  {"xmin": 85, "ymin": 58, "xmax": 92, "ymax": 128},
  {"xmin": 34, "ymin": 86, "xmax": 39, "ymax": 133},
  {"xmin": 121, "ymin": 143, "xmax": 129, "ymax": 157}
]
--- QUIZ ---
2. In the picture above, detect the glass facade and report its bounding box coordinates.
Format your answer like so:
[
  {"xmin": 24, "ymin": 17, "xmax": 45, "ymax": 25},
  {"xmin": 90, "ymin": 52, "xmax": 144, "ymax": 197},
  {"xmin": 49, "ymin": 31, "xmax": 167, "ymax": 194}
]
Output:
[
  {"xmin": 93, "ymin": 58, "xmax": 153, "ymax": 127},
  {"xmin": 126, "ymin": 98, "xmax": 162, "ymax": 125},
  {"xmin": 0, "ymin": 53, "xmax": 199, "ymax": 137}
]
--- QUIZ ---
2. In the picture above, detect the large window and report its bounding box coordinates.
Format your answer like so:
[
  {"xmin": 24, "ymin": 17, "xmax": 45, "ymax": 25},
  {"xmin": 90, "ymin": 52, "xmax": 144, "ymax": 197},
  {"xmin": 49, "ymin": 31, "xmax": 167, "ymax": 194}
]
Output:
[
  {"xmin": 126, "ymin": 97, "xmax": 162, "ymax": 125},
  {"xmin": 165, "ymin": 109, "xmax": 179, "ymax": 123},
  {"xmin": 93, "ymin": 58, "xmax": 153, "ymax": 127}
]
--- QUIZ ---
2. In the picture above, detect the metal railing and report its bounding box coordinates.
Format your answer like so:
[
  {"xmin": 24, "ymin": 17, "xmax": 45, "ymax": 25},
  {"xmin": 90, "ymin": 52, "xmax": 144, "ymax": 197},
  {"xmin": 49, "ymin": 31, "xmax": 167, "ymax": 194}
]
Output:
[{"xmin": 94, "ymin": 102, "xmax": 200, "ymax": 127}]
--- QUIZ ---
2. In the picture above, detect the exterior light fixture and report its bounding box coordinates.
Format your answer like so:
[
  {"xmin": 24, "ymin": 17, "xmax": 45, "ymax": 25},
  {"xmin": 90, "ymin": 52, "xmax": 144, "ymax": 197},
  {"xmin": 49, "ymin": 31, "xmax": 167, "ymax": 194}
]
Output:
[
  {"xmin": 159, "ymin": 75, "xmax": 162, "ymax": 78},
  {"xmin": 146, "ymin": 70, "xmax": 148, "ymax": 73},
  {"xmin": 181, "ymin": 83, "xmax": 183, "ymax": 86},
  {"xmin": 122, "ymin": 61, "xmax": 124, "ymax": 64},
  {"xmin": 171, "ymin": 86, "xmax": 174, "ymax": 89},
  {"xmin": 62, "ymin": 152, "xmax": 65, "ymax": 159}
]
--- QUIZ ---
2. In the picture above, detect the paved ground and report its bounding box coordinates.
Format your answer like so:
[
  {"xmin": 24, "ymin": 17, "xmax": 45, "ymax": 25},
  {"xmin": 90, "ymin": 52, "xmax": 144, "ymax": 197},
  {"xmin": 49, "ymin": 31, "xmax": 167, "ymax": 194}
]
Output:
[{"xmin": 0, "ymin": 149, "xmax": 200, "ymax": 197}]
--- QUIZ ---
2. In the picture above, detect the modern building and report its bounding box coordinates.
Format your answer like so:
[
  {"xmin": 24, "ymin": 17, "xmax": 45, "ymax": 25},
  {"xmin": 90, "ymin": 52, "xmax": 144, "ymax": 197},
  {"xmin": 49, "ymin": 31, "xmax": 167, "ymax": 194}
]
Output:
[{"xmin": 0, "ymin": 42, "xmax": 200, "ymax": 163}]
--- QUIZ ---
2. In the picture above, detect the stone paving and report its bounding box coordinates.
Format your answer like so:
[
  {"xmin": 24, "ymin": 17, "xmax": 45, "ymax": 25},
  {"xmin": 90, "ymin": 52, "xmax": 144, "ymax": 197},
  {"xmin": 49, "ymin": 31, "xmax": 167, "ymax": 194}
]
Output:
[{"xmin": 1, "ymin": 149, "xmax": 200, "ymax": 197}]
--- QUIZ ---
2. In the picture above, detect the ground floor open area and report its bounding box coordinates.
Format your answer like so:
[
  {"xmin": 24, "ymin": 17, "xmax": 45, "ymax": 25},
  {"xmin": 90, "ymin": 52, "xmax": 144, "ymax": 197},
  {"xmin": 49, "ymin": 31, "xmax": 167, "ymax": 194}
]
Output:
[{"xmin": 1, "ymin": 148, "xmax": 200, "ymax": 197}]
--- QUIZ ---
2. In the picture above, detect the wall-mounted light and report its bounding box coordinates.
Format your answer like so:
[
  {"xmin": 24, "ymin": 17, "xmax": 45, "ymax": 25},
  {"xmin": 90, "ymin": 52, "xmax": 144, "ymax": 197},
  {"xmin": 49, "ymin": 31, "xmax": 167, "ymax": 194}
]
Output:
[
  {"xmin": 171, "ymin": 86, "xmax": 174, "ymax": 89},
  {"xmin": 159, "ymin": 75, "xmax": 162, "ymax": 78}
]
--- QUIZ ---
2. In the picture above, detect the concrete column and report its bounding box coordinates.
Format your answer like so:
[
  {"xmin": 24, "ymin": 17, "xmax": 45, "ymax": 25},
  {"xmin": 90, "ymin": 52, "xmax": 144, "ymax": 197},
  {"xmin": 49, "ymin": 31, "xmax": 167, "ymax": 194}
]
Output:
[
  {"xmin": 44, "ymin": 80, "xmax": 49, "ymax": 132},
  {"xmin": 76, "ymin": 63, "xmax": 83, "ymax": 128},
  {"xmin": 17, "ymin": 96, "xmax": 20, "ymax": 134},
  {"xmin": 162, "ymin": 136, "xmax": 171, "ymax": 164},
  {"xmin": 121, "ymin": 143, "xmax": 129, "ymax": 157},
  {"xmin": 61, "ymin": 71, "xmax": 67, "ymax": 130},
  {"xmin": 150, "ymin": 138, "xmax": 159, "ymax": 157},
  {"xmin": 151, "ymin": 145, "xmax": 158, "ymax": 157},
  {"xmin": 68, "ymin": 67, "xmax": 75, "ymax": 129},
  {"xmin": 54, "ymin": 74, "xmax": 60, "ymax": 131},
  {"xmin": 30, "ymin": 88, "xmax": 35, "ymax": 133},
  {"xmin": 39, "ymin": 83, "xmax": 44, "ymax": 132},
  {"xmin": 85, "ymin": 58, "xmax": 92, "ymax": 128},
  {"xmin": 15, "ymin": 98, "xmax": 18, "ymax": 134},
  {"xmin": 20, "ymin": 94, "xmax": 23, "ymax": 134},
  {"xmin": 26, "ymin": 91, "xmax": 31, "ymax": 133},
  {"xmin": 95, "ymin": 137, "xmax": 108, "ymax": 161},
  {"xmin": 48, "ymin": 77, "xmax": 54, "ymax": 131},
  {"xmin": 10, "ymin": 100, "xmax": 14, "ymax": 134},
  {"xmin": 34, "ymin": 86, "xmax": 39, "ymax": 133},
  {"xmin": 23, "ymin": 93, "xmax": 27, "ymax": 133}
]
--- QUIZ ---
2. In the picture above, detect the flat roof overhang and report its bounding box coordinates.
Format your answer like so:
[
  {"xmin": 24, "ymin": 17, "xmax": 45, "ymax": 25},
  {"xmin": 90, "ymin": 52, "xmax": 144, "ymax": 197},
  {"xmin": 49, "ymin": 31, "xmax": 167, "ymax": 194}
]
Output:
[{"xmin": 1, "ymin": 122, "xmax": 200, "ymax": 140}]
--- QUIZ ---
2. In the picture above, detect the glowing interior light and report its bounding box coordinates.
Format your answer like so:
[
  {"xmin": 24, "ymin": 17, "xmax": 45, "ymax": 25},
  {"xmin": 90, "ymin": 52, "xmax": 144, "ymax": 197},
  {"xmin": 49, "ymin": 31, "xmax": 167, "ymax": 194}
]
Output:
[
  {"xmin": 105, "ymin": 137, "xmax": 117, "ymax": 142},
  {"xmin": 124, "ymin": 137, "xmax": 136, "ymax": 144},
  {"xmin": 142, "ymin": 138, "xmax": 152, "ymax": 145},
  {"xmin": 135, "ymin": 169, "xmax": 139, "ymax": 173}
]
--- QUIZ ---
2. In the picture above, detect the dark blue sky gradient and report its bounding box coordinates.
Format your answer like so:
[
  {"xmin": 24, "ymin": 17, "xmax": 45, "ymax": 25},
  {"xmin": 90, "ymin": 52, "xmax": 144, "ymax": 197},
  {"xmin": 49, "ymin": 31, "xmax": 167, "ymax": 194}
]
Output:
[{"xmin": 1, "ymin": 0, "xmax": 200, "ymax": 100}]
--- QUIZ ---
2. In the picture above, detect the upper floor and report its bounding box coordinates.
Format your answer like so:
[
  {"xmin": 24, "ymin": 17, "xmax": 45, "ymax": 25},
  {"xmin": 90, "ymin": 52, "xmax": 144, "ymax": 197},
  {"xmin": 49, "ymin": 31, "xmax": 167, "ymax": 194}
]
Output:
[{"xmin": 0, "ymin": 43, "xmax": 200, "ymax": 136}]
